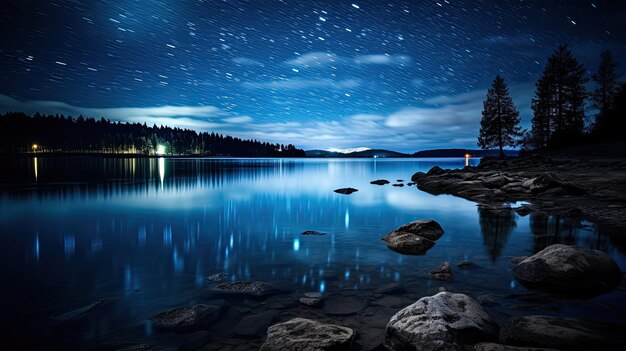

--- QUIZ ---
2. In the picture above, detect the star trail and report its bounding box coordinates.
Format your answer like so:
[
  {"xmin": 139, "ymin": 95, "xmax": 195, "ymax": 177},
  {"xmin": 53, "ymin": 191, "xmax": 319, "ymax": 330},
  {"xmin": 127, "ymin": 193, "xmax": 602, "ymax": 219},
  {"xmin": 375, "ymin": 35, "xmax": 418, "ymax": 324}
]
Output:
[{"xmin": 1, "ymin": 0, "xmax": 625, "ymax": 151}]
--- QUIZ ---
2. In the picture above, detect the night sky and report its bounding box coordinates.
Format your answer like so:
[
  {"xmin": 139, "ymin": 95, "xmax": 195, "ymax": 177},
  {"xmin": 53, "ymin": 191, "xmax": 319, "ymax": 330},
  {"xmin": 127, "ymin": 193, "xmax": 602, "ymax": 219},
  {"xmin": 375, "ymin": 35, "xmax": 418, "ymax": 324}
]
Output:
[{"xmin": 1, "ymin": 1, "xmax": 625, "ymax": 152}]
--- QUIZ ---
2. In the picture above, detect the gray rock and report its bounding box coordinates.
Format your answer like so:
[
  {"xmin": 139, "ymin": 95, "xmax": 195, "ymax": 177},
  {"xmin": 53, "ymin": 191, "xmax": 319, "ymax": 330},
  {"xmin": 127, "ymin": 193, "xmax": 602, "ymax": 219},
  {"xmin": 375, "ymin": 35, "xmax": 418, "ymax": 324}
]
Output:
[
  {"xmin": 370, "ymin": 179, "xmax": 390, "ymax": 185},
  {"xmin": 300, "ymin": 292, "xmax": 323, "ymax": 306},
  {"xmin": 396, "ymin": 219, "xmax": 445, "ymax": 241},
  {"xmin": 431, "ymin": 261, "xmax": 454, "ymax": 282},
  {"xmin": 474, "ymin": 342, "xmax": 559, "ymax": 351},
  {"xmin": 150, "ymin": 301, "xmax": 227, "ymax": 333},
  {"xmin": 384, "ymin": 292, "xmax": 498, "ymax": 351},
  {"xmin": 205, "ymin": 273, "xmax": 227, "ymax": 282},
  {"xmin": 500, "ymin": 315, "xmax": 626, "ymax": 350},
  {"xmin": 213, "ymin": 281, "xmax": 276, "ymax": 298},
  {"xmin": 512, "ymin": 244, "xmax": 622, "ymax": 296},
  {"xmin": 234, "ymin": 310, "xmax": 278, "ymax": 338},
  {"xmin": 334, "ymin": 187, "xmax": 358, "ymax": 195},
  {"xmin": 260, "ymin": 318, "xmax": 355, "ymax": 351}
]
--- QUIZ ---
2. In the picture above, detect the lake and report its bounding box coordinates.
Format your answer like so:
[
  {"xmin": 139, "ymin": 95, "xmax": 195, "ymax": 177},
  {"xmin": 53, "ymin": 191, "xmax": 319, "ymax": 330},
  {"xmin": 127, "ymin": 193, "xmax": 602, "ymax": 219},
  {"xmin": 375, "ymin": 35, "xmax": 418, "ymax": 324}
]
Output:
[{"xmin": 1, "ymin": 156, "xmax": 625, "ymax": 350}]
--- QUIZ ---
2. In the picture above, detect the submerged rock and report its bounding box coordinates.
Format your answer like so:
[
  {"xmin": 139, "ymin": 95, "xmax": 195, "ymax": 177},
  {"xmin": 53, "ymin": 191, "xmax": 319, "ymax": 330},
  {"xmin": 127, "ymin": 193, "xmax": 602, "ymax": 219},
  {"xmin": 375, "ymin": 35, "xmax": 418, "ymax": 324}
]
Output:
[
  {"xmin": 323, "ymin": 294, "xmax": 368, "ymax": 315},
  {"xmin": 213, "ymin": 281, "xmax": 276, "ymax": 298},
  {"xmin": 300, "ymin": 292, "xmax": 323, "ymax": 306},
  {"xmin": 260, "ymin": 318, "xmax": 355, "ymax": 351},
  {"xmin": 500, "ymin": 315, "xmax": 626, "ymax": 350},
  {"xmin": 512, "ymin": 244, "xmax": 622, "ymax": 296},
  {"xmin": 457, "ymin": 261, "xmax": 479, "ymax": 269},
  {"xmin": 370, "ymin": 179, "xmax": 390, "ymax": 185},
  {"xmin": 375, "ymin": 282, "xmax": 405, "ymax": 295},
  {"xmin": 301, "ymin": 230, "xmax": 326, "ymax": 236},
  {"xmin": 51, "ymin": 299, "xmax": 104, "ymax": 322},
  {"xmin": 150, "ymin": 301, "xmax": 227, "ymax": 333},
  {"xmin": 384, "ymin": 292, "xmax": 499, "ymax": 351},
  {"xmin": 234, "ymin": 310, "xmax": 278, "ymax": 338},
  {"xmin": 205, "ymin": 273, "xmax": 227, "ymax": 283},
  {"xmin": 334, "ymin": 187, "xmax": 358, "ymax": 195},
  {"xmin": 431, "ymin": 261, "xmax": 454, "ymax": 282}
]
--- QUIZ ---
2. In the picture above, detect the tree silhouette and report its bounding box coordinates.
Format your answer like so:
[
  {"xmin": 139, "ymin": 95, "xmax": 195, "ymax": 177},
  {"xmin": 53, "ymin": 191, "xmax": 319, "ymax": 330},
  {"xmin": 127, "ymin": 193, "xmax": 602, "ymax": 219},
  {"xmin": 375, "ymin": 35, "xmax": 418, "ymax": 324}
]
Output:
[
  {"xmin": 592, "ymin": 50, "xmax": 622, "ymax": 135},
  {"xmin": 477, "ymin": 75, "xmax": 521, "ymax": 157},
  {"xmin": 531, "ymin": 45, "xmax": 588, "ymax": 148}
]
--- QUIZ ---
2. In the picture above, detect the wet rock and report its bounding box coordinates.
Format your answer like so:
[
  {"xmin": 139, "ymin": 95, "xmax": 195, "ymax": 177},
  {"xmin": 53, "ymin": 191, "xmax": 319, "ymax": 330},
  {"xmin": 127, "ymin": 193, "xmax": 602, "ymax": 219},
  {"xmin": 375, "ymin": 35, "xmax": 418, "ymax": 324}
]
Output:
[
  {"xmin": 474, "ymin": 342, "xmax": 559, "ymax": 351},
  {"xmin": 375, "ymin": 282, "xmax": 405, "ymax": 295},
  {"xmin": 500, "ymin": 315, "xmax": 626, "ymax": 350},
  {"xmin": 381, "ymin": 231, "xmax": 435, "ymax": 255},
  {"xmin": 457, "ymin": 261, "xmax": 479, "ymax": 269},
  {"xmin": 395, "ymin": 219, "xmax": 445, "ymax": 241},
  {"xmin": 150, "ymin": 301, "xmax": 227, "ymax": 333},
  {"xmin": 512, "ymin": 244, "xmax": 622, "ymax": 296},
  {"xmin": 370, "ymin": 179, "xmax": 390, "ymax": 185},
  {"xmin": 334, "ymin": 187, "xmax": 358, "ymax": 195},
  {"xmin": 205, "ymin": 273, "xmax": 227, "ymax": 283},
  {"xmin": 411, "ymin": 171, "xmax": 427, "ymax": 181},
  {"xmin": 384, "ymin": 292, "xmax": 499, "ymax": 351},
  {"xmin": 299, "ymin": 292, "xmax": 323, "ymax": 306},
  {"xmin": 323, "ymin": 294, "xmax": 368, "ymax": 315},
  {"xmin": 213, "ymin": 281, "xmax": 276, "ymax": 298},
  {"xmin": 301, "ymin": 230, "xmax": 326, "ymax": 235},
  {"xmin": 392, "ymin": 183, "xmax": 404, "ymax": 187},
  {"xmin": 260, "ymin": 318, "xmax": 355, "ymax": 351},
  {"xmin": 427, "ymin": 166, "xmax": 446, "ymax": 175},
  {"xmin": 431, "ymin": 261, "xmax": 453, "ymax": 282},
  {"xmin": 234, "ymin": 310, "xmax": 278, "ymax": 338}
]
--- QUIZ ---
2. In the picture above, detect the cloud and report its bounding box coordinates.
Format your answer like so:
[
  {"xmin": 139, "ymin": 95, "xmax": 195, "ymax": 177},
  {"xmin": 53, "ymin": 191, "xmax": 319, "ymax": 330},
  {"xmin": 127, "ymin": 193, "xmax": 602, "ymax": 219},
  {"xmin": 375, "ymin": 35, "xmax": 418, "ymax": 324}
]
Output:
[
  {"xmin": 232, "ymin": 57, "xmax": 263, "ymax": 66},
  {"xmin": 285, "ymin": 52, "xmax": 342, "ymax": 66},
  {"xmin": 241, "ymin": 79, "xmax": 360, "ymax": 90},
  {"xmin": 354, "ymin": 54, "xmax": 411, "ymax": 65},
  {"xmin": 223, "ymin": 116, "xmax": 253, "ymax": 124}
]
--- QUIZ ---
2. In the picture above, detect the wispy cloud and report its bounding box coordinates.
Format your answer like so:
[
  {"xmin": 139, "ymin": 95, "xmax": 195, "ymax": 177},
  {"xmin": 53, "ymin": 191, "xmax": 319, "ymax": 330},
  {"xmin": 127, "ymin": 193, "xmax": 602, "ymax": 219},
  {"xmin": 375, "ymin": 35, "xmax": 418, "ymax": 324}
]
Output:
[
  {"xmin": 285, "ymin": 52, "xmax": 342, "ymax": 66},
  {"xmin": 354, "ymin": 54, "xmax": 411, "ymax": 65},
  {"xmin": 284, "ymin": 52, "xmax": 411, "ymax": 67},
  {"xmin": 241, "ymin": 78, "xmax": 360, "ymax": 90},
  {"xmin": 232, "ymin": 57, "xmax": 264, "ymax": 66}
]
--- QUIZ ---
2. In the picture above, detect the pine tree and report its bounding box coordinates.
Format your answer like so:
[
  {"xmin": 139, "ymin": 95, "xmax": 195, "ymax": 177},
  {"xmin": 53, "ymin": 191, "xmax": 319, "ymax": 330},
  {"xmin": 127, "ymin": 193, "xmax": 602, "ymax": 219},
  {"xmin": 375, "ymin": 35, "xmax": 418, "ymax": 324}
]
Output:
[
  {"xmin": 592, "ymin": 50, "xmax": 621, "ymax": 134},
  {"xmin": 478, "ymin": 75, "xmax": 522, "ymax": 157},
  {"xmin": 531, "ymin": 45, "xmax": 588, "ymax": 148}
]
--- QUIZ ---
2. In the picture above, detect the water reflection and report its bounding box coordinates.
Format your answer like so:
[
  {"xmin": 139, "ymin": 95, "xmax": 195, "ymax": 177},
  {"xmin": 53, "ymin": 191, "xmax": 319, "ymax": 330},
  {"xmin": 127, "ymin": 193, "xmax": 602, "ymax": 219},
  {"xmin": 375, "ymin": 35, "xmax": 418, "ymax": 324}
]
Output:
[{"xmin": 478, "ymin": 205, "xmax": 517, "ymax": 261}]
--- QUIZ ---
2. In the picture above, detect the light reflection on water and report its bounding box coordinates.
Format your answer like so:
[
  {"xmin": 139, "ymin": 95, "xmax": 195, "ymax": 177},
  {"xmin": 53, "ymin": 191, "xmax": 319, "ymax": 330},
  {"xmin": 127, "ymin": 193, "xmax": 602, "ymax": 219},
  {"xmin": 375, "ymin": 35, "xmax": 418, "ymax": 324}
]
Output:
[{"xmin": 0, "ymin": 156, "xmax": 625, "ymax": 350}]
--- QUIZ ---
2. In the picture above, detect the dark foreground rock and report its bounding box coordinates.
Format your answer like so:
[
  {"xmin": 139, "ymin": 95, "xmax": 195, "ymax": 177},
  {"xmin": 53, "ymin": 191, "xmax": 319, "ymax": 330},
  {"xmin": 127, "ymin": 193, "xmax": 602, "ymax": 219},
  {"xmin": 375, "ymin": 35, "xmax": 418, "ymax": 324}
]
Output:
[
  {"xmin": 500, "ymin": 315, "xmax": 626, "ymax": 350},
  {"xmin": 512, "ymin": 244, "xmax": 622, "ymax": 296},
  {"xmin": 411, "ymin": 153, "xmax": 626, "ymax": 234},
  {"xmin": 370, "ymin": 179, "xmax": 390, "ymax": 185},
  {"xmin": 381, "ymin": 219, "xmax": 444, "ymax": 255},
  {"xmin": 213, "ymin": 281, "xmax": 276, "ymax": 298},
  {"xmin": 384, "ymin": 292, "xmax": 499, "ymax": 351},
  {"xmin": 150, "ymin": 301, "xmax": 227, "ymax": 333},
  {"xmin": 260, "ymin": 317, "xmax": 355, "ymax": 351},
  {"xmin": 334, "ymin": 187, "xmax": 358, "ymax": 194},
  {"xmin": 474, "ymin": 343, "xmax": 559, "ymax": 351}
]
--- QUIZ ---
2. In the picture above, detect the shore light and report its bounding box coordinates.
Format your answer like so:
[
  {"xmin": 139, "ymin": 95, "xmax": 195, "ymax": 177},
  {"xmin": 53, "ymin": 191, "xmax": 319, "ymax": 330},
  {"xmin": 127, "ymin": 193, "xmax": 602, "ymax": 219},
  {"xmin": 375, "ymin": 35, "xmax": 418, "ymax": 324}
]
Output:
[
  {"xmin": 156, "ymin": 144, "xmax": 166, "ymax": 155},
  {"xmin": 32, "ymin": 144, "xmax": 38, "ymax": 152},
  {"xmin": 465, "ymin": 153, "xmax": 471, "ymax": 167}
]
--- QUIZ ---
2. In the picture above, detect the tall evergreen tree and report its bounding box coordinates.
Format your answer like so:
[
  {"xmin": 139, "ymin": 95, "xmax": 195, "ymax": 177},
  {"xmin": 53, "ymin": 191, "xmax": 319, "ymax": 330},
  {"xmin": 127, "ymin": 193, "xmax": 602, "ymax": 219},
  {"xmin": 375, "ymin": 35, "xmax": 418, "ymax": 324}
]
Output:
[
  {"xmin": 592, "ymin": 50, "xmax": 621, "ymax": 134},
  {"xmin": 530, "ymin": 45, "xmax": 588, "ymax": 147},
  {"xmin": 478, "ymin": 75, "xmax": 521, "ymax": 157}
]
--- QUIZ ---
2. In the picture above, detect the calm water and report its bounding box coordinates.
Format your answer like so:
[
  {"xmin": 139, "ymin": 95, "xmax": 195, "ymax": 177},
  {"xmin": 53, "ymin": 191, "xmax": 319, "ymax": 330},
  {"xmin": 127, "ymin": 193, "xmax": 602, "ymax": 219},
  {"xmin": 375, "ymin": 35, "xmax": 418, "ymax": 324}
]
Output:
[{"xmin": 1, "ymin": 157, "xmax": 625, "ymax": 350}]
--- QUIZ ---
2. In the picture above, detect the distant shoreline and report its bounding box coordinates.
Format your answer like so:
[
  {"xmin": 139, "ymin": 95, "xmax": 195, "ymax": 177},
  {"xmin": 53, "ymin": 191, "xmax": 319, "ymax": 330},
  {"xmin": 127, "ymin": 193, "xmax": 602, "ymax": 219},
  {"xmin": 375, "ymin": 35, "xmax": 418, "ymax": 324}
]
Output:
[{"xmin": 0, "ymin": 152, "xmax": 487, "ymax": 159}]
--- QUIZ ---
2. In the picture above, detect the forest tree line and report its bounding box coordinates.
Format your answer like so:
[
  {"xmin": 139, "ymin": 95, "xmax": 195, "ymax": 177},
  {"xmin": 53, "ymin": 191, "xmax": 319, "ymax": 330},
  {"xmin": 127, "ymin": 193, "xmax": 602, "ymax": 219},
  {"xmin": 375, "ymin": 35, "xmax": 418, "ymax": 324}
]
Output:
[
  {"xmin": 478, "ymin": 45, "xmax": 625, "ymax": 155},
  {"xmin": 0, "ymin": 112, "xmax": 306, "ymax": 157}
]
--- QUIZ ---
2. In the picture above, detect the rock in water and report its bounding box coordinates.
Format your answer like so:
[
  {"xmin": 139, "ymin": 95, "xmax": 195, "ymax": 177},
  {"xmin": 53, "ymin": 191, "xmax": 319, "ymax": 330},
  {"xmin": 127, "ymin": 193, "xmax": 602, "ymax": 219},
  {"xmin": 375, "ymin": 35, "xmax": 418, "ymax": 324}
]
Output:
[
  {"xmin": 381, "ymin": 219, "xmax": 444, "ymax": 255},
  {"xmin": 260, "ymin": 318, "xmax": 355, "ymax": 351},
  {"xmin": 205, "ymin": 273, "xmax": 227, "ymax": 282},
  {"xmin": 370, "ymin": 179, "xmax": 390, "ymax": 185},
  {"xmin": 411, "ymin": 171, "xmax": 427, "ymax": 182},
  {"xmin": 384, "ymin": 292, "xmax": 498, "ymax": 351},
  {"xmin": 334, "ymin": 187, "xmax": 358, "ymax": 195},
  {"xmin": 213, "ymin": 281, "xmax": 275, "ymax": 298},
  {"xmin": 234, "ymin": 310, "xmax": 278, "ymax": 338},
  {"xmin": 300, "ymin": 292, "xmax": 323, "ymax": 306},
  {"xmin": 431, "ymin": 261, "xmax": 453, "ymax": 282},
  {"xmin": 51, "ymin": 299, "xmax": 104, "ymax": 322},
  {"xmin": 500, "ymin": 316, "xmax": 626, "ymax": 350},
  {"xmin": 392, "ymin": 183, "xmax": 404, "ymax": 187},
  {"xmin": 427, "ymin": 166, "xmax": 446, "ymax": 175},
  {"xmin": 512, "ymin": 244, "xmax": 622, "ymax": 296},
  {"xmin": 150, "ymin": 302, "xmax": 227, "ymax": 333},
  {"xmin": 301, "ymin": 230, "xmax": 326, "ymax": 235}
]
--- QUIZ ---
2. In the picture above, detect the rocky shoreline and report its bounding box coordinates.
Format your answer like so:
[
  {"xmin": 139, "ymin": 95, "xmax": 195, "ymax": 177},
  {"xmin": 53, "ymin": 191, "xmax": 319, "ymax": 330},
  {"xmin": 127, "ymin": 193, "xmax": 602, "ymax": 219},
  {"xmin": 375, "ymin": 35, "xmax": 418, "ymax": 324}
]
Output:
[{"xmin": 412, "ymin": 154, "xmax": 626, "ymax": 234}]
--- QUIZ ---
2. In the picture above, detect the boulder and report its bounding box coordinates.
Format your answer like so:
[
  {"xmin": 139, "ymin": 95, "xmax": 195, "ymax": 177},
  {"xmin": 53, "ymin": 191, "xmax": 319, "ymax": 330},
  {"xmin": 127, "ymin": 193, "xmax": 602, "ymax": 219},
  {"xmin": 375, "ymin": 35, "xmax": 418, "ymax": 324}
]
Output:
[
  {"xmin": 427, "ymin": 166, "xmax": 446, "ymax": 175},
  {"xmin": 512, "ymin": 244, "xmax": 622, "ymax": 296},
  {"xmin": 431, "ymin": 261, "xmax": 453, "ymax": 282},
  {"xmin": 411, "ymin": 171, "xmax": 427, "ymax": 181},
  {"xmin": 382, "ymin": 219, "xmax": 444, "ymax": 255},
  {"xmin": 150, "ymin": 301, "xmax": 227, "ymax": 333},
  {"xmin": 260, "ymin": 318, "xmax": 355, "ymax": 351},
  {"xmin": 334, "ymin": 187, "xmax": 358, "ymax": 195},
  {"xmin": 474, "ymin": 342, "xmax": 559, "ymax": 351},
  {"xmin": 370, "ymin": 179, "xmax": 390, "ymax": 185},
  {"xmin": 500, "ymin": 315, "xmax": 626, "ymax": 350},
  {"xmin": 384, "ymin": 292, "xmax": 499, "ymax": 351},
  {"xmin": 395, "ymin": 219, "xmax": 445, "ymax": 241},
  {"xmin": 213, "ymin": 281, "xmax": 276, "ymax": 298},
  {"xmin": 392, "ymin": 183, "xmax": 405, "ymax": 187}
]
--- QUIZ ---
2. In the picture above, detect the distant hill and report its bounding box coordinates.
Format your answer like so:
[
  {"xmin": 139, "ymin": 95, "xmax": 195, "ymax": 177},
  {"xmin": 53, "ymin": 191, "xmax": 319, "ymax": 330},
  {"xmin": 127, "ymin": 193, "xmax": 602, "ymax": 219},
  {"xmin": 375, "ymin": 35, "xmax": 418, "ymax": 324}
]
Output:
[
  {"xmin": 305, "ymin": 149, "xmax": 407, "ymax": 158},
  {"xmin": 412, "ymin": 148, "xmax": 519, "ymax": 158}
]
